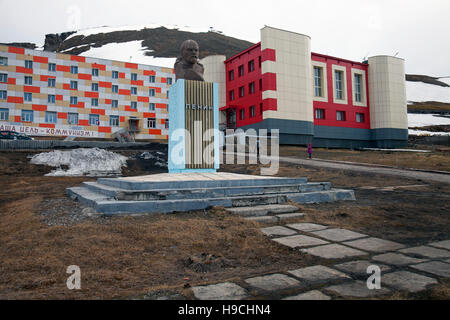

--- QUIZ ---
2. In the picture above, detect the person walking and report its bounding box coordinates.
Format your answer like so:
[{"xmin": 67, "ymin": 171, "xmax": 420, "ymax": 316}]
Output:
[{"xmin": 307, "ymin": 143, "xmax": 313, "ymax": 159}]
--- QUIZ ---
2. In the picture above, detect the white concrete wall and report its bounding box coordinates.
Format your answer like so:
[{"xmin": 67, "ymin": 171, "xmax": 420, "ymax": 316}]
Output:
[
  {"xmin": 260, "ymin": 26, "xmax": 313, "ymax": 123},
  {"xmin": 200, "ymin": 55, "xmax": 227, "ymax": 127},
  {"xmin": 368, "ymin": 55, "xmax": 407, "ymax": 130}
]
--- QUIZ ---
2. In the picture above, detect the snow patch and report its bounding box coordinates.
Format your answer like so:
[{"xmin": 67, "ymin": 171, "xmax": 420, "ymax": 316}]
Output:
[
  {"xmin": 408, "ymin": 129, "xmax": 450, "ymax": 136},
  {"xmin": 408, "ymin": 113, "xmax": 450, "ymax": 127},
  {"xmin": 79, "ymin": 40, "xmax": 176, "ymax": 68},
  {"xmin": 30, "ymin": 148, "xmax": 128, "ymax": 176},
  {"xmin": 406, "ymin": 81, "xmax": 450, "ymax": 103}
]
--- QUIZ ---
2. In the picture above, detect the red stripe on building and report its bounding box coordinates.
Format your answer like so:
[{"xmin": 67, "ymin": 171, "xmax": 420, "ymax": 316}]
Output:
[
  {"xmin": 143, "ymin": 112, "xmax": 156, "ymax": 118},
  {"xmin": 24, "ymin": 86, "xmax": 40, "ymax": 93},
  {"xmin": 263, "ymin": 98, "xmax": 278, "ymax": 111},
  {"xmin": 85, "ymin": 91, "xmax": 99, "ymax": 98},
  {"xmin": 71, "ymin": 55, "xmax": 86, "ymax": 63},
  {"xmin": 14, "ymin": 116, "xmax": 21, "ymax": 122},
  {"xmin": 63, "ymin": 83, "xmax": 71, "ymax": 90},
  {"xmin": 104, "ymin": 99, "xmax": 111, "ymax": 104},
  {"xmin": 33, "ymin": 56, "xmax": 48, "ymax": 64},
  {"xmin": 91, "ymin": 108, "xmax": 105, "ymax": 115},
  {"xmin": 39, "ymin": 123, "xmax": 55, "ymax": 128},
  {"xmin": 149, "ymin": 129, "xmax": 161, "ymax": 135},
  {"xmin": 161, "ymin": 77, "xmax": 167, "ymax": 83},
  {"xmin": 98, "ymin": 127, "xmax": 111, "ymax": 133},
  {"xmin": 99, "ymin": 81, "xmax": 112, "ymax": 88},
  {"xmin": 78, "ymin": 73, "xmax": 92, "ymax": 80},
  {"xmin": 8, "ymin": 47, "xmax": 25, "ymax": 54},
  {"xmin": 40, "ymin": 75, "xmax": 56, "ymax": 82},
  {"xmin": 119, "ymin": 89, "xmax": 131, "ymax": 96},
  {"xmin": 261, "ymin": 48, "xmax": 276, "ymax": 62},
  {"xmin": 7, "ymin": 96, "xmax": 23, "ymax": 103},
  {"xmin": 56, "ymin": 95, "xmax": 63, "ymax": 101},
  {"xmin": 138, "ymin": 96, "xmax": 149, "ymax": 102},
  {"xmin": 119, "ymin": 72, "xmax": 126, "ymax": 79},
  {"xmin": 120, "ymin": 116, "xmax": 125, "ymax": 122},
  {"xmin": 262, "ymin": 72, "xmax": 277, "ymax": 91},
  {"xmin": 156, "ymin": 103, "xmax": 167, "ymax": 109},
  {"xmin": 125, "ymin": 62, "xmax": 138, "ymax": 69},
  {"xmin": 78, "ymin": 119, "xmax": 89, "ymax": 126},
  {"xmin": 7, "ymin": 78, "xmax": 16, "ymax": 85},
  {"xmin": 56, "ymin": 65, "xmax": 71, "ymax": 72},
  {"xmin": 78, "ymin": 102, "xmax": 85, "ymax": 108},
  {"xmin": 137, "ymin": 80, "xmax": 144, "ymax": 86},
  {"xmin": 57, "ymin": 112, "xmax": 67, "ymax": 119},
  {"xmin": 92, "ymin": 63, "xmax": 106, "ymax": 71},
  {"xmin": 32, "ymin": 104, "xmax": 47, "ymax": 111},
  {"xmin": 143, "ymin": 70, "xmax": 156, "ymax": 76},
  {"xmin": 16, "ymin": 66, "xmax": 33, "ymax": 74},
  {"xmin": 161, "ymin": 119, "xmax": 165, "ymax": 124}
]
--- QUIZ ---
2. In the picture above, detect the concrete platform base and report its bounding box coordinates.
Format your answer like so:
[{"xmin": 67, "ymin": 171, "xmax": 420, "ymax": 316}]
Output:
[{"xmin": 66, "ymin": 172, "xmax": 355, "ymax": 215}]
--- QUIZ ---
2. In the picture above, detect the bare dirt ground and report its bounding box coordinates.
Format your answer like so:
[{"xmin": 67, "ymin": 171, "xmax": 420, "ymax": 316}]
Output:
[{"xmin": 0, "ymin": 148, "xmax": 449, "ymax": 299}]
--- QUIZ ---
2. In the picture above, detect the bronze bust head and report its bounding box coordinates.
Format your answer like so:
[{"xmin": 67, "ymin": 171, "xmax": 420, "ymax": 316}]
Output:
[{"xmin": 174, "ymin": 40, "xmax": 205, "ymax": 82}]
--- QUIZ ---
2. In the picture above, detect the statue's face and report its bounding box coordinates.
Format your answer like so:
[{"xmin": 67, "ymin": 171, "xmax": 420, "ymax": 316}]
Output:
[{"xmin": 182, "ymin": 42, "xmax": 199, "ymax": 65}]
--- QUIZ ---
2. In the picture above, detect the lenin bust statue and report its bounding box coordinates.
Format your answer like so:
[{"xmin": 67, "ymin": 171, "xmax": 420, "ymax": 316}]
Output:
[{"xmin": 174, "ymin": 40, "xmax": 205, "ymax": 82}]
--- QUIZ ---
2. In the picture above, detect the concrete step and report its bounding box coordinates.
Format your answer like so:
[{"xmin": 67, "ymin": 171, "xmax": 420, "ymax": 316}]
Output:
[
  {"xmin": 226, "ymin": 204, "xmax": 298, "ymax": 217},
  {"xmin": 83, "ymin": 181, "xmax": 331, "ymax": 201},
  {"xmin": 67, "ymin": 187, "xmax": 355, "ymax": 215},
  {"xmin": 97, "ymin": 175, "xmax": 308, "ymax": 191},
  {"xmin": 245, "ymin": 213, "xmax": 306, "ymax": 223}
]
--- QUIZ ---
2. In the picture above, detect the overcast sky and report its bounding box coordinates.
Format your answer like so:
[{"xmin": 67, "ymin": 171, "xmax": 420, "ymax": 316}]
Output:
[{"xmin": 1, "ymin": 0, "xmax": 449, "ymax": 76}]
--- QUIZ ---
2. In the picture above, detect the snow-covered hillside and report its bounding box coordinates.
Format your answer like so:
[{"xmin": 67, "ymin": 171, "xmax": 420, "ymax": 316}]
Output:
[{"xmin": 406, "ymin": 78, "xmax": 450, "ymax": 103}]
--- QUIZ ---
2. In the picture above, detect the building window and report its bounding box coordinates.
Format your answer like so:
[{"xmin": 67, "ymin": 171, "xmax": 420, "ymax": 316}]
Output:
[
  {"xmin": 314, "ymin": 67, "xmax": 323, "ymax": 97},
  {"xmin": 48, "ymin": 95, "xmax": 56, "ymax": 104},
  {"xmin": 354, "ymin": 73, "xmax": 362, "ymax": 102},
  {"xmin": 24, "ymin": 76, "xmax": 33, "ymax": 85},
  {"xmin": 45, "ymin": 111, "xmax": 57, "ymax": 124},
  {"xmin": 112, "ymin": 71, "xmax": 119, "ymax": 79},
  {"xmin": 0, "ymin": 108, "xmax": 9, "ymax": 121},
  {"xmin": 167, "ymin": 77, "xmax": 173, "ymax": 85},
  {"xmin": 249, "ymin": 82, "xmax": 255, "ymax": 94},
  {"xmin": 238, "ymin": 65, "xmax": 244, "ymax": 77},
  {"xmin": 131, "ymin": 101, "xmax": 137, "ymax": 109},
  {"xmin": 24, "ymin": 92, "xmax": 32, "ymax": 102},
  {"xmin": 21, "ymin": 110, "xmax": 34, "ymax": 122},
  {"xmin": 0, "ymin": 90, "xmax": 6, "ymax": 100},
  {"xmin": 131, "ymin": 73, "xmax": 137, "ymax": 81},
  {"xmin": 70, "ymin": 66, "xmax": 78, "ymax": 74},
  {"xmin": 250, "ymin": 105, "xmax": 255, "ymax": 118},
  {"xmin": 239, "ymin": 109, "xmax": 245, "ymax": 120},
  {"xmin": 48, "ymin": 78, "xmax": 56, "ymax": 87},
  {"xmin": 70, "ymin": 80, "xmax": 78, "ymax": 90},
  {"xmin": 149, "ymin": 88, "xmax": 155, "ymax": 97},
  {"xmin": 131, "ymin": 87, "xmax": 137, "ymax": 95},
  {"xmin": 229, "ymin": 90, "xmax": 235, "ymax": 101},
  {"xmin": 110, "ymin": 115, "xmax": 119, "ymax": 127},
  {"xmin": 315, "ymin": 108, "xmax": 325, "ymax": 119},
  {"xmin": 91, "ymin": 98, "xmax": 98, "ymax": 107},
  {"xmin": 112, "ymin": 100, "xmax": 118, "ymax": 108},
  {"xmin": 25, "ymin": 60, "xmax": 33, "ymax": 69},
  {"xmin": 92, "ymin": 83, "xmax": 99, "ymax": 92},
  {"xmin": 258, "ymin": 56, "xmax": 262, "ymax": 68},
  {"xmin": 336, "ymin": 111, "xmax": 346, "ymax": 121},
  {"xmin": 248, "ymin": 60, "xmax": 255, "ymax": 72},
  {"xmin": 356, "ymin": 112, "xmax": 365, "ymax": 123},
  {"xmin": 165, "ymin": 119, "xmax": 169, "ymax": 129},
  {"xmin": 92, "ymin": 68, "xmax": 99, "ymax": 77},
  {"xmin": 70, "ymin": 96, "xmax": 78, "ymax": 105},
  {"xmin": 0, "ymin": 57, "xmax": 8, "ymax": 66},
  {"xmin": 260, "ymin": 103, "xmax": 263, "ymax": 115},
  {"xmin": 0, "ymin": 73, "xmax": 8, "ymax": 83},
  {"xmin": 228, "ymin": 70, "xmax": 234, "ymax": 81},
  {"xmin": 149, "ymin": 103, "xmax": 155, "ymax": 111},
  {"xmin": 335, "ymin": 70, "xmax": 344, "ymax": 100},
  {"xmin": 48, "ymin": 63, "xmax": 56, "ymax": 72},
  {"xmin": 112, "ymin": 85, "xmax": 118, "ymax": 93},
  {"xmin": 239, "ymin": 86, "xmax": 245, "ymax": 98},
  {"xmin": 147, "ymin": 118, "xmax": 156, "ymax": 128},
  {"xmin": 89, "ymin": 114, "xmax": 99, "ymax": 126},
  {"xmin": 68, "ymin": 113, "xmax": 78, "ymax": 125},
  {"xmin": 149, "ymin": 75, "xmax": 155, "ymax": 83}
]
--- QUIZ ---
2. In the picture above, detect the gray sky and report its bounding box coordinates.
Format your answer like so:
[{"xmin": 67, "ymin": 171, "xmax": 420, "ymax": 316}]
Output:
[{"xmin": 1, "ymin": 0, "xmax": 449, "ymax": 76}]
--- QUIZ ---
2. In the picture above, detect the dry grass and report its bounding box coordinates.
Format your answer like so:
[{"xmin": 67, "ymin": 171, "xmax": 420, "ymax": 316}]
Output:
[{"xmin": 279, "ymin": 145, "xmax": 450, "ymax": 172}]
